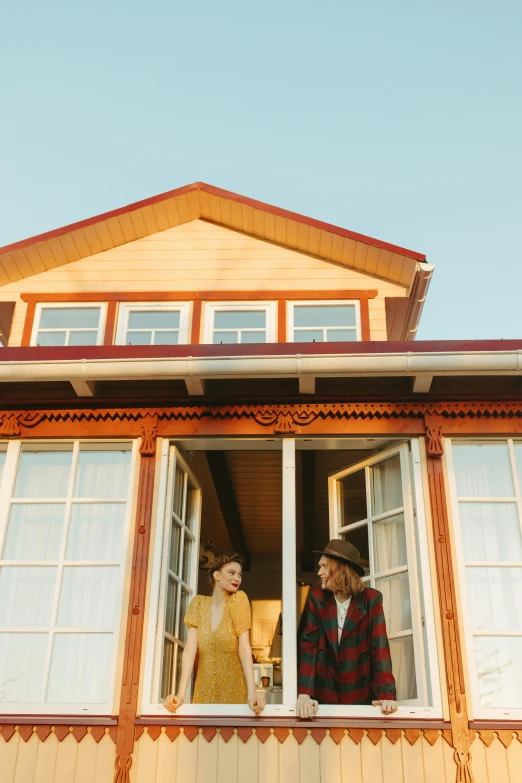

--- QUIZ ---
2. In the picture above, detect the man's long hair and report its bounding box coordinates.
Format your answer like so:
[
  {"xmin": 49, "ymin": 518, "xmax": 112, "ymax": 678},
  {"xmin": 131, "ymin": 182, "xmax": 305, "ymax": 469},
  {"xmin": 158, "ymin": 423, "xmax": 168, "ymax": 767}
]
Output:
[{"xmin": 323, "ymin": 556, "xmax": 365, "ymax": 596}]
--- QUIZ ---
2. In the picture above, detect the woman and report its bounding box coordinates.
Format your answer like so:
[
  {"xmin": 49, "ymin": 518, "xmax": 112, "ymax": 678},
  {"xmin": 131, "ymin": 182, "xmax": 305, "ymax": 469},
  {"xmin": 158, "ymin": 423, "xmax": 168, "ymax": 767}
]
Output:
[
  {"xmin": 296, "ymin": 538, "xmax": 397, "ymax": 717},
  {"xmin": 164, "ymin": 553, "xmax": 265, "ymax": 715}
]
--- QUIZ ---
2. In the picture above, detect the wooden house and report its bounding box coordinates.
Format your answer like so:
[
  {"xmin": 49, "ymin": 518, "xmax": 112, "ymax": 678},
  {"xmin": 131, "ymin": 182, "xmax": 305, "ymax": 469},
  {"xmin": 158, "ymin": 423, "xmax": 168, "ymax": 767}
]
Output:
[{"xmin": 0, "ymin": 182, "xmax": 520, "ymax": 783}]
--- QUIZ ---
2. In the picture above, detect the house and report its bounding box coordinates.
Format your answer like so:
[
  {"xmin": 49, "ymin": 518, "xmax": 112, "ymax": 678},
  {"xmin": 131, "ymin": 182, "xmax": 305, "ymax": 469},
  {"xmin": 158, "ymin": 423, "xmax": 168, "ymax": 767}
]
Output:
[{"xmin": 0, "ymin": 182, "xmax": 520, "ymax": 783}]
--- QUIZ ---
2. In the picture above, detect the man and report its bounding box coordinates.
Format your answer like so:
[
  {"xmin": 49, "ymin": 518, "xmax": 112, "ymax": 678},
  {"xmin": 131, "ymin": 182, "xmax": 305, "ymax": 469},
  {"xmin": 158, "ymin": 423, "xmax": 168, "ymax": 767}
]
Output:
[{"xmin": 296, "ymin": 539, "xmax": 398, "ymax": 717}]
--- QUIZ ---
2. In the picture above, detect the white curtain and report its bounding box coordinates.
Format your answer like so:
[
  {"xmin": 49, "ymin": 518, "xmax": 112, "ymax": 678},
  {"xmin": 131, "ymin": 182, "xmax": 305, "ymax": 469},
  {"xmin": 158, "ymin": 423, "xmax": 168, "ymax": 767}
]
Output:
[
  {"xmin": 376, "ymin": 571, "xmax": 412, "ymax": 634},
  {"xmin": 373, "ymin": 513, "xmax": 407, "ymax": 572},
  {"xmin": 0, "ymin": 566, "xmax": 56, "ymax": 627},
  {"xmin": 14, "ymin": 450, "xmax": 72, "ymax": 498},
  {"xmin": 46, "ymin": 633, "xmax": 112, "ymax": 703},
  {"xmin": 389, "ymin": 636, "xmax": 417, "ymax": 701},
  {"xmin": 371, "ymin": 456, "xmax": 402, "ymax": 515},
  {"xmin": 74, "ymin": 450, "xmax": 131, "ymax": 498},
  {"xmin": 474, "ymin": 636, "xmax": 522, "ymax": 708},
  {"xmin": 3, "ymin": 504, "xmax": 64, "ymax": 560},
  {"xmin": 453, "ymin": 444, "xmax": 514, "ymax": 497},
  {"xmin": 0, "ymin": 633, "xmax": 47, "ymax": 703},
  {"xmin": 66, "ymin": 503, "xmax": 125, "ymax": 561}
]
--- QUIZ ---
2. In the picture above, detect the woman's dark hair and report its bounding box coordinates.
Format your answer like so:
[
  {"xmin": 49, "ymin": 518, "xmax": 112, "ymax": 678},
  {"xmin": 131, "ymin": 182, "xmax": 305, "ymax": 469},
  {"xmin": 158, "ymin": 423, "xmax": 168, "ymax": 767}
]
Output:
[{"xmin": 208, "ymin": 553, "xmax": 244, "ymax": 590}]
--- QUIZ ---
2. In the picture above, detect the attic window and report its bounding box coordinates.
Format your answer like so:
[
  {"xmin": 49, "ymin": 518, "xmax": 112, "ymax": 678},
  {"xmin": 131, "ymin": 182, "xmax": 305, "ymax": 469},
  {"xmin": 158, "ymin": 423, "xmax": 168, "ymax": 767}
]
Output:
[
  {"xmin": 288, "ymin": 301, "xmax": 361, "ymax": 342},
  {"xmin": 203, "ymin": 302, "xmax": 277, "ymax": 345},
  {"xmin": 116, "ymin": 303, "xmax": 191, "ymax": 346},
  {"xmin": 32, "ymin": 304, "xmax": 106, "ymax": 347}
]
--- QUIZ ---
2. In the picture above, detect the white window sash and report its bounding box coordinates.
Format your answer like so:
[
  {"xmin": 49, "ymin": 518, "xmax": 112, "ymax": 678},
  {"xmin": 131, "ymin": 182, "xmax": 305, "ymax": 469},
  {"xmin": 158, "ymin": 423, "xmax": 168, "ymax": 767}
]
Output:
[
  {"xmin": 0, "ymin": 438, "xmax": 138, "ymax": 715},
  {"xmin": 115, "ymin": 302, "xmax": 191, "ymax": 346},
  {"xmin": 446, "ymin": 438, "xmax": 522, "ymax": 720},
  {"xmin": 31, "ymin": 303, "xmax": 107, "ymax": 347},
  {"xmin": 202, "ymin": 302, "xmax": 277, "ymax": 345},
  {"xmin": 286, "ymin": 300, "xmax": 362, "ymax": 342}
]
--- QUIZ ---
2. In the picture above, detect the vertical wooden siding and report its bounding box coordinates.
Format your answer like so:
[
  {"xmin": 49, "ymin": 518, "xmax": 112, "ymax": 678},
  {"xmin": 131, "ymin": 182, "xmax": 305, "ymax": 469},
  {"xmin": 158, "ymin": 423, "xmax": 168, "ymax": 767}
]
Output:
[{"xmin": 0, "ymin": 220, "xmax": 405, "ymax": 346}]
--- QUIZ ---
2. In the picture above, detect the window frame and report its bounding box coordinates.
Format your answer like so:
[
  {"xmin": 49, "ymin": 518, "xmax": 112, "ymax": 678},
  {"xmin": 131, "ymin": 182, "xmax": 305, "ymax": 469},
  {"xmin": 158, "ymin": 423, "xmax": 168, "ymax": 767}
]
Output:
[
  {"xmin": 30, "ymin": 302, "xmax": 107, "ymax": 347},
  {"xmin": 141, "ymin": 437, "xmax": 442, "ymax": 719},
  {"xmin": 115, "ymin": 302, "xmax": 192, "ymax": 346},
  {"xmin": 202, "ymin": 301, "xmax": 277, "ymax": 345},
  {"xmin": 446, "ymin": 437, "xmax": 522, "ymax": 720},
  {"xmin": 0, "ymin": 438, "xmax": 139, "ymax": 716},
  {"xmin": 287, "ymin": 299, "xmax": 362, "ymax": 343}
]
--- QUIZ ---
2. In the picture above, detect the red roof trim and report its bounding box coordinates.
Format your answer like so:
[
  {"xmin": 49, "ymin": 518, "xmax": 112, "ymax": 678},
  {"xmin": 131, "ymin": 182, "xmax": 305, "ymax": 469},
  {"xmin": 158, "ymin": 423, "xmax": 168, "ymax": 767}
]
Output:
[{"xmin": 0, "ymin": 182, "xmax": 426, "ymax": 262}]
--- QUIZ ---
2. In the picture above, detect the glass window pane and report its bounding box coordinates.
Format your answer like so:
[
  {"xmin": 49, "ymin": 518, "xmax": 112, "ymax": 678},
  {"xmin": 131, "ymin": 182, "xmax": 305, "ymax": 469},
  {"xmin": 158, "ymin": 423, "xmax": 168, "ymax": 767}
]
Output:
[
  {"xmin": 169, "ymin": 522, "xmax": 181, "ymax": 574},
  {"xmin": 389, "ymin": 636, "xmax": 417, "ymax": 701},
  {"xmin": 453, "ymin": 444, "xmax": 514, "ymax": 497},
  {"xmin": 376, "ymin": 572, "xmax": 412, "ymax": 633},
  {"xmin": 474, "ymin": 636, "xmax": 522, "ymax": 709},
  {"xmin": 460, "ymin": 503, "xmax": 522, "ymax": 562},
  {"xmin": 213, "ymin": 331, "xmax": 238, "ymax": 344},
  {"xmin": 37, "ymin": 332, "xmax": 67, "ymax": 346},
  {"xmin": 0, "ymin": 567, "xmax": 56, "ymax": 627},
  {"xmin": 175, "ymin": 644, "xmax": 183, "ymax": 693},
  {"xmin": 240, "ymin": 330, "xmax": 266, "ymax": 344},
  {"xmin": 0, "ymin": 633, "xmax": 47, "ymax": 702},
  {"xmin": 165, "ymin": 578, "xmax": 178, "ymax": 637},
  {"xmin": 514, "ymin": 444, "xmax": 522, "ymax": 489},
  {"xmin": 185, "ymin": 485, "xmax": 197, "ymax": 532},
  {"xmin": 173, "ymin": 465, "xmax": 185, "ymax": 520},
  {"xmin": 373, "ymin": 513, "xmax": 407, "ymax": 572},
  {"xmin": 154, "ymin": 331, "xmax": 179, "ymax": 345},
  {"xmin": 326, "ymin": 328, "xmax": 357, "ymax": 342},
  {"xmin": 126, "ymin": 331, "xmax": 152, "ymax": 345},
  {"xmin": 294, "ymin": 329, "xmax": 324, "ymax": 342},
  {"xmin": 182, "ymin": 537, "xmax": 193, "ymax": 584},
  {"xmin": 0, "ymin": 451, "xmax": 6, "ymax": 483},
  {"xmin": 128, "ymin": 311, "xmax": 180, "ymax": 329},
  {"xmin": 339, "ymin": 469, "xmax": 367, "ymax": 526},
  {"xmin": 66, "ymin": 504, "xmax": 126, "ymax": 561},
  {"xmin": 3, "ymin": 504, "xmax": 65, "ymax": 560},
  {"xmin": 214, "ymin": 311, "xmax": 266, "ymax": 329},
  {"xmin": 160, "ymin": 639, "xmax": 174, "ymax": 699},
  {"xmin": 371, "ymin": 455, "xmax": 402, "ymax": 515},
  {"xmin": 57, "ymin": 567, "xmax": 119, "ymax": 628},
  {"xmin": 74, "ymin": 449, "xmax": 131, "ymax": 499},
  {"xmin": 68, "ymin": 331, "xmax": 98, "ymax": 346},
  {"xmin": 294, "ymin": 305, "xmax": 356, "ymax": 328},
  {"xmin": 467, "ymin": 567, "xmax": 522, "ymax": 631},
  {"xmin": 14, "ymin": 450, "xmax": 72, "ymax": 498},
  {"xmin": 46, "ymin": 633, "xmax": 112, "ymax": 703},
  {"xmin": 39, "ymin": 307, "xmax": 101, "ymax": 329},
  {"xmin": 179, "ymin": 590, "xmax": 190, "ymax": 643},
  {"xmin": 341, "ymin": 526, "xmax": 370, "ymax": 576}
]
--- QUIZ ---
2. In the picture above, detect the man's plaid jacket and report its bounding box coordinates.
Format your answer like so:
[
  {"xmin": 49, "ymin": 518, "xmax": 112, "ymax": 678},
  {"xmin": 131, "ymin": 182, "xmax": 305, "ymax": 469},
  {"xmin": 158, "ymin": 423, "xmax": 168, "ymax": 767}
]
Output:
[{"xmin": 298, "ymin": 587, "xmax": 397, "ymax": 704}]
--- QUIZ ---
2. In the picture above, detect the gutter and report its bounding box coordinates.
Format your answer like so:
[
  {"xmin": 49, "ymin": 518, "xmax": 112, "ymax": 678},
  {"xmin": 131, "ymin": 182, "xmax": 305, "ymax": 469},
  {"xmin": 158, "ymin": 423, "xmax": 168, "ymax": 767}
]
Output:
[{"xmin": 402, "ymin": 263, "xmax": 434, "ymax": 340}]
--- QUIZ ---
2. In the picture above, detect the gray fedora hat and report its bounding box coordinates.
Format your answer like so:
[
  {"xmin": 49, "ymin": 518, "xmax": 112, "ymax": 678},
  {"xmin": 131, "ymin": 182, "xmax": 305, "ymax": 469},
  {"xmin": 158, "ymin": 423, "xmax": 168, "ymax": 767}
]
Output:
[{"xmin": 314, "ymin": 539, "xmax": 366, "ymax": 577}]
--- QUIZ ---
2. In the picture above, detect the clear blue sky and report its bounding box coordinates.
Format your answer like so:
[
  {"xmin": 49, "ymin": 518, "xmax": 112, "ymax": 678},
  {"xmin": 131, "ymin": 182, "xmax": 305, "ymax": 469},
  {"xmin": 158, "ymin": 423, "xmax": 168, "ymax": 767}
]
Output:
[{"xmin": 1, "ymin": 1, "xmax": 521, "ymax": 340}]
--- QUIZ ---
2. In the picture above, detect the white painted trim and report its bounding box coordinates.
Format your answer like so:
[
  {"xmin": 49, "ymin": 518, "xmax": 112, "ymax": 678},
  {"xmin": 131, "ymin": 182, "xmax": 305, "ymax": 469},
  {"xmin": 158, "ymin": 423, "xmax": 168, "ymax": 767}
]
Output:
[
  {"xmin": 31, "ymin": 302, "xmax": 107, "ymax": 347},
  {"xmin": 115, "ymin": 302, "xmax": 191, "ymax": 346},
  {"xmin": 202, "ymin": 301, "xmax": 277, "ymax": 345},
  {"xmin": 287, "ymin": 299, "xmax": 361, "ymax": 342},
  {"xmin": 282, "ymin": 439, "xmax": 297, "ymax": 705}
]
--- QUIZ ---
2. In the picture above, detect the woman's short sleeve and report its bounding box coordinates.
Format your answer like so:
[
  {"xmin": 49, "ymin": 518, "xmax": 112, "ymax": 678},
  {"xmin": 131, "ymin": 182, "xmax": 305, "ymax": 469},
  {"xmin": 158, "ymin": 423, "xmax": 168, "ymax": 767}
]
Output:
[
  {"xmin": 184, "ymin": 595, "xmax": 202, "ymax": 629},
  {"xmin": 230, "ymin": 591, "xmax": 251, "ymax": 637}
]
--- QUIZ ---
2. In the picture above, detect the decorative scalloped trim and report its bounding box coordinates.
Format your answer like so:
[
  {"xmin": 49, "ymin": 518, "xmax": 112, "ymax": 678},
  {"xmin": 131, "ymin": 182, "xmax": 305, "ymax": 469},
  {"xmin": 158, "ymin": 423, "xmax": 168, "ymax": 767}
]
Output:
[{"xmin": 0, "ymin": 725, "xmax": 117, "ymax": 743}]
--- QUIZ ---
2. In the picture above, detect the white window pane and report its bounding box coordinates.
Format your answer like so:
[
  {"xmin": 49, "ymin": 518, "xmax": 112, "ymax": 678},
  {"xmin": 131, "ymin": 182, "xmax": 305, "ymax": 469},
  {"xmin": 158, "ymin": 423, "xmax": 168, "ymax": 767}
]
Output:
[
  {"xmin": 46, "ymin": 633, "xmax": 112, "ymax": 703},
  {"xmin": 165, "ymin": 578, "xmax": 178, "ymax": 637},
  {"xmin": 294, "ymin": 329, "xmax": 324, "ymax": 342},
  {"xmin": 14, "ymin": 450, "xmax": 72, "ymax": 498},
  {"xmin": 240, "ymin": 330, "xmax": 266, "ymax": 344},
  {"xmin": 474, "ymin": 636, "xmax": 522, "ymax": 709},
  {"xmin": 326, "ymin": 328, "xmax": 357, "ymax": 342},
  {"xmin": 182, "ymin": 537, "xmax": 193, "ymax": 583},
  {"xmin": 169, "ymin": 522, "xmax": 181, "ymax": 574},
  {"xmin": 37, "ymin": 332, "xmax": 67, "ymax": 346},
  {"xmin": 74, "ymin": 449, "xmax": 131, "ymax": 498},
  {"xmin": 214, "ymin": 311, "xmax": 266, "ymax": 329},
  {"xmin": 340, "ymin": 469, "xmax": 367, "ymax": 526},
  {"xmin": 376, "ymin": 572, "xmax": 412, "ymax": 633},
  {"xmin": 0, "ymin": 452, "xmax": 5, "ymax": 484},
  {"xmin": 453, "ymin": 444, "xmax": 514, "ymax": 497},
  {"xmin": 213, "ymin": 331, "xmax": 238, "ymax": 344},
  {"xmin": 179, "ymin": 590, "xmax": 191, "ymax": 644},
  {"xmin": 57, "ymin": 567, "xmax": 119, "ymax": 628},
  {"xmin": 3, "ymin": 504, "xmax": 65, "ymax": 560},
  {"xmin": 371, "ymin": 455, "xmax": 402, "ymax": 515},
  {"xmin": 389, "ymin": 636, "xmax": 417, "ymax": 701},
  {"xmin": 467, "ymin": 567, "xmax": 522, "ymax": 631},
  {"xmin": 514, "ymin": 444, "xmax": 522, "ymax": 489},
  {"xmin": 0, "ymin": 633, "xmax": 47, "ymax": 702},
  {"xmin": 294, "ymin": 305, "xmax": 356, "ymax": 328},
  {"xmin": 154, "ymin": 331, "xmax": 179, "ymax": 345},
  {"xmin": 173, "ymin": 465, "xmax": 185, "ymax": 520},
  {"xmin": 66, "ymin": 504, "xmax": 126, "ymax": 561},
  {"xmin": 160, "ymin": 638, "xmax": 174, "ymax": 700},
  {"xmin": 0, "ymin": 567, "xmax": 56, "ymax": 627},
  {"xmin": 128, "ymin": 311, "xmax": 180, "ymax": 329},
  {"xmin": 39, "ymin": 308, "xmax": 101, "ymax": 329},
  {"xmin": 185, "ymin": 485, "xmax": 198, "ymax": 533},
  {"xmin": 126, "ymin": 331, "xmax": 152, "ymax": 345},
  {"xmin": 460, "ymin": 503, "xmax": 522, "ymax": 562},
  {"xmin": 68, "ymin": 331, "xmax": 98, "ymax": 346},
  {"xmin": 373, "ymin": 513, "xmax": 407, "ymax": 572}
]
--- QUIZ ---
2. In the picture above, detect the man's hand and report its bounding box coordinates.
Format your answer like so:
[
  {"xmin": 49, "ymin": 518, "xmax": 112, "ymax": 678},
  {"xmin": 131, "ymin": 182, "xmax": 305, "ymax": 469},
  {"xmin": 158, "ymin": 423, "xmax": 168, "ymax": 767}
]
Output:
[
  {"xmin": 163, "ymin": 693, "xmax": 184, "ymax": 713},
  {"xmin": 296, "ymin": 694, "xmax": 319, "ymax": 719},
  {"xmin": 248, "ymin": 690, "xmax": 266, "ymax": 716},
  {"xmin": 372, "ymin": 699, "xmax": 398, "ymax": 715}
]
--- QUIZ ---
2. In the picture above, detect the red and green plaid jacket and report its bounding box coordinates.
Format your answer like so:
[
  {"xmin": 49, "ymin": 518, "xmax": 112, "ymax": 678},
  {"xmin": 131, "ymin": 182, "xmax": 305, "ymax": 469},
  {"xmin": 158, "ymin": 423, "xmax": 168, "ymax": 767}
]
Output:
[{"xmin": 298, "ymin": 587, "xmax": 396, "ymax": 704}]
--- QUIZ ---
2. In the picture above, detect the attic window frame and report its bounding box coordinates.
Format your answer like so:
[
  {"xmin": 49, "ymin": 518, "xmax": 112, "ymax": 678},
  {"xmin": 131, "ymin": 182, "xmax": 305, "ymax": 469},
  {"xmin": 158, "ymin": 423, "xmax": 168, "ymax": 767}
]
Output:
[
  {"xmin": 287, "ymin": 300, "xmax": 362, "ymax": 343},
  {"xmin": 115, "ymin": 302, "xmax": 192, "ymax": 346},
  {"xmin": 30, "ymin": 303, "xmax": 107, "ymax": 348}
]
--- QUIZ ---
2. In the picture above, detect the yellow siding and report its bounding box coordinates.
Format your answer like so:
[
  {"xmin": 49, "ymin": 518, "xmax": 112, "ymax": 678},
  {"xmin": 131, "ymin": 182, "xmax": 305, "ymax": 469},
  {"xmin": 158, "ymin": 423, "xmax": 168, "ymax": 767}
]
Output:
[
  {"xmin": 130, "ymin": 729, "xmax": 457, "ymax": 783},
  {"xmin": 0, "ymin": 731, "xmax": 116, "ymax": 783},
  {"xmin": 0, "ymin": 220, "xmax": 406, "ymax": 346}
]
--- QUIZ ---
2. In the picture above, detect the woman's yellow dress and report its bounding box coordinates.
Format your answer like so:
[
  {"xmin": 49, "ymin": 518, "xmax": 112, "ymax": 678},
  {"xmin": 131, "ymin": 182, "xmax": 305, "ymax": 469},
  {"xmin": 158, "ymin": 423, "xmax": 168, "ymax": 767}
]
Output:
[{"xmin": 184, "ymin": 590, "xmax": 251, "ymax": 704}]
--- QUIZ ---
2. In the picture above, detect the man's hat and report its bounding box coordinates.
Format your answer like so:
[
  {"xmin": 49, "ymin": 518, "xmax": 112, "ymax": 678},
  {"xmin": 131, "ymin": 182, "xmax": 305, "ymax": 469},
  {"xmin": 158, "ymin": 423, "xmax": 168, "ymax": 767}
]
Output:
[{"xmin": 314, "ymin": 539, "xmax": 366, "ymax": 577}]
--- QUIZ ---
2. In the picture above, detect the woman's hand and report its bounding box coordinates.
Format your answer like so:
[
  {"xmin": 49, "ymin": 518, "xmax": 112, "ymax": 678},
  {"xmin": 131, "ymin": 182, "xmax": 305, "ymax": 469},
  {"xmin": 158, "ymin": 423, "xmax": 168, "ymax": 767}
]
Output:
[
  {"xmin": 248, "ymin": 690, "xmax": 266, "ymax": 716},
  {"xmin": 163, "ymin": 693, "xmax": 184, "ymax": 713},
  {"xmin": 296, "ymin": 694, "xmax": 319, "ymax": 719},
  {"xmin": 372, "ymin": 699, "xmax": 398, "ymax": 715}
]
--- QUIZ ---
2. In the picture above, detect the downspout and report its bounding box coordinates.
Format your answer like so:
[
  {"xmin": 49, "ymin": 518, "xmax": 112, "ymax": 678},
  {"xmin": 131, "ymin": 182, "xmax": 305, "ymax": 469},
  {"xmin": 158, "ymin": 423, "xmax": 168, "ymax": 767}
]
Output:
[{"xmin": 402, "ymin": 262, "xmax": 434, "ymax": 340}]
